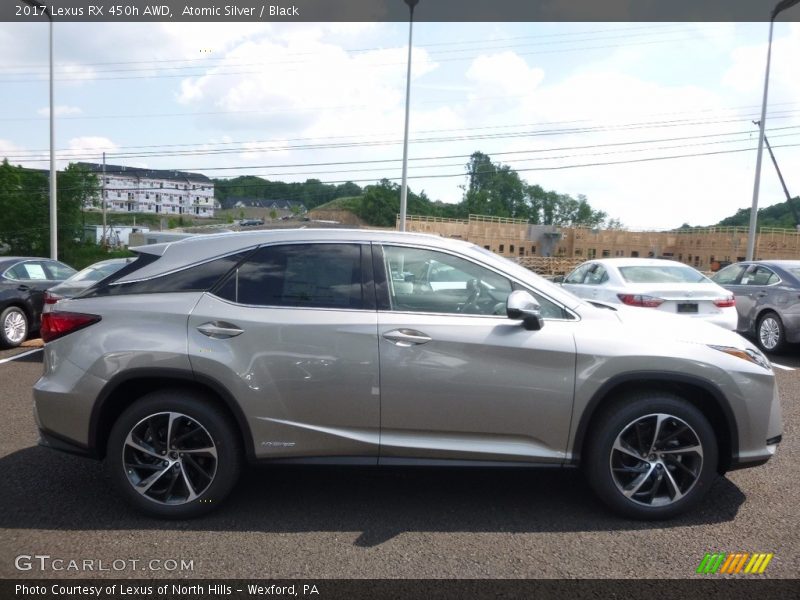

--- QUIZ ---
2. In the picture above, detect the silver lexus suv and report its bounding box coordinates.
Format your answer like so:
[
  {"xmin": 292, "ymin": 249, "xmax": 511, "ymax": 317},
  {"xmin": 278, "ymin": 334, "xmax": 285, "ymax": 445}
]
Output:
[{"xmin": 33, "ymin": 230, "xmax": 782, "ymax": 519}]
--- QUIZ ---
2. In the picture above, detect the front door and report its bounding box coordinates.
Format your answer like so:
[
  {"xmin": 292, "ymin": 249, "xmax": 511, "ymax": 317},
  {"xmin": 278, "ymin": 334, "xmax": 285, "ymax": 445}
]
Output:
[{"xmin": 375, "ymin": 244, "xmax": 577, "ymax": 464}]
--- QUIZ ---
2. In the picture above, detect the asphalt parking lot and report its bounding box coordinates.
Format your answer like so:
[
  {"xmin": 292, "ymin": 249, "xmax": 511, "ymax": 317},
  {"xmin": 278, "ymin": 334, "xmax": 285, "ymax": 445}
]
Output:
[{"xmin": 0, "ymin": 342, "xmax": 798, "ymax": 580}]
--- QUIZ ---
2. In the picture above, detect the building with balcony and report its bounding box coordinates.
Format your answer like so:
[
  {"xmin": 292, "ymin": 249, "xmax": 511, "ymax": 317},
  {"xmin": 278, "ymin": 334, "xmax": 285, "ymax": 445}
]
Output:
[{"xmin": 78, "ymin": 163, "xmax": 216, "ymax": 218}]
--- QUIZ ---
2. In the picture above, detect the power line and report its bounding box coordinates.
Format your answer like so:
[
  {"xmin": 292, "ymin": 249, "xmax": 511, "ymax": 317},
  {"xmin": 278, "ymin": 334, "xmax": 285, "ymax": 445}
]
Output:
[
  {"xmin": 0, "ymin": 23, "xmax": 691, "ymax": 73},
  {"xmin": 8, "ymin": 112, "xmax": 800, "ymax": 163},
  {"xmin": 1, "ymin": 32, "xmax": 730, "ymax": 84}
]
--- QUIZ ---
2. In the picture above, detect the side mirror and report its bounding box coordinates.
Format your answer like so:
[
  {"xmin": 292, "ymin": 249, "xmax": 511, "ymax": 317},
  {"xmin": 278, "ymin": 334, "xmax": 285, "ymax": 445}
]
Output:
[
  {"xmin": 550, "ymin": 275, "xmax": 565, "ymax": 284},
  {"xmin": 506, "ymin": 290, "xmax": 544, "ymax": 331}
]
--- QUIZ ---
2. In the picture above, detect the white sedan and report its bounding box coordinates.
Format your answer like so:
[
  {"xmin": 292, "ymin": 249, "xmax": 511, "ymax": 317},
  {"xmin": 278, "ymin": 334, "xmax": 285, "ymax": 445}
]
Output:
[{"xmin": 561, "ymin": 258, "xmax": 737, "ymax": 330}]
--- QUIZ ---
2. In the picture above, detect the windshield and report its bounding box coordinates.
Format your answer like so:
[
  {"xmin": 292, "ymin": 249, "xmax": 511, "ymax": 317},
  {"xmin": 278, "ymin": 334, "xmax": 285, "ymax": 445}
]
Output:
[{"xmin": 619, "ymin": 265, "xmax": 709, "ymax": 284}]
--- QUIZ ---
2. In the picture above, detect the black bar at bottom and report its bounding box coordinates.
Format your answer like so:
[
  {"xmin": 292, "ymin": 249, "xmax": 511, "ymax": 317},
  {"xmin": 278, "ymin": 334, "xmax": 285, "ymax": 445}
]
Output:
[{"xmin": 2, "ymin": 579, "xmax": 799, "ymax": 600}]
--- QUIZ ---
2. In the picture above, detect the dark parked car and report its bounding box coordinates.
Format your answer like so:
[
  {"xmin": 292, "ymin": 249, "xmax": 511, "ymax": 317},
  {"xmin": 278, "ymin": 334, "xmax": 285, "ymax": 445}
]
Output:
[
  {"xmin": 46, "ymin": 258, "xmax": 135, "ymax": 306},
  {"xmin": 0, "ymin": 257, "xmax": 76, "ymax": 348},
  {"xmin": 711, "ymin": 260, "xmax": 800, "ymax": 352}
]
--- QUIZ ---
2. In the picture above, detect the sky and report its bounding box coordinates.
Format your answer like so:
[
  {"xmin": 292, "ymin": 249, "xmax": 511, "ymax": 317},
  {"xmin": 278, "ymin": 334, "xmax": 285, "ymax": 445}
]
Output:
[{"xmin": 1, "ymin": 19, "xmax": 799, "ymax": 230}]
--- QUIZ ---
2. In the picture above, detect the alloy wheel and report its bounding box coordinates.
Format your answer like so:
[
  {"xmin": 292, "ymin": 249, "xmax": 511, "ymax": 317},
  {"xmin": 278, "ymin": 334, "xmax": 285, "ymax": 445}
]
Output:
[
  {"xmin": 3, "ymin": 310, "xmax": 27, "ymax": 344},
  {"xmin": 609, "ymin": 413, "xmax": 703, "ymax": 507},
  {"xmin": 759, "ymin": 317, "xmax": 781, "ymax": 351},
  {"xmin": 123, "ymin": 412, "xmax": 218, "ymax": 505}
]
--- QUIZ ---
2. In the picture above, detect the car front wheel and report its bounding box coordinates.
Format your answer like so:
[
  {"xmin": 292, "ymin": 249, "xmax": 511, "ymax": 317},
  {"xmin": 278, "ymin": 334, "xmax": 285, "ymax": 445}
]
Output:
[
  {"xmin": 1, "ymin": 306, "xmax": 28, "ymax": 348},
  {"xmin": 106, "ymin": 390, "xmax": 242, "ymax": 518},
  {"xmin": 757, "ymin": 312, "xmax": 786, "ymax": 353},
  {"xmin": 585, "ymin": 393, "xmax": 718, "ymax": 520}
]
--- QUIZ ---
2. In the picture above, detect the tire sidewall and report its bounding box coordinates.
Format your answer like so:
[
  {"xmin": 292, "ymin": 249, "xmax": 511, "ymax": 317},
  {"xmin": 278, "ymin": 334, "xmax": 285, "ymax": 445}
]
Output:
[
  {"xmin": 0, "ymin": 306, "xmax": 28, "ymax": 348},
  {"xmin": 585, "ymin": 394, "xmax": 718, "ymax": 520},
  {"xmin": 106, "ymin": 391, "xmax": 241, "ymax": 519}
]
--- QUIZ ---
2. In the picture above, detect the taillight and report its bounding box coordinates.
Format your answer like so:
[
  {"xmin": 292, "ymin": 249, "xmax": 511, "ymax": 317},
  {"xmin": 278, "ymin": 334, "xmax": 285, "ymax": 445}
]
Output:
[
  {"xmin": 41, "ymin": 311, "xmax": 101, "ymax": 343},
  {"xmin": 617, "ymin": 294, "xmax": 664, "ymax": 308},
  {"xmin": 714, "ymin": 295, "xmax": 736, "ymax": 308},
  {"xmin": 44, "ymin": 291, "xmax": 62, "ymax": 305}
]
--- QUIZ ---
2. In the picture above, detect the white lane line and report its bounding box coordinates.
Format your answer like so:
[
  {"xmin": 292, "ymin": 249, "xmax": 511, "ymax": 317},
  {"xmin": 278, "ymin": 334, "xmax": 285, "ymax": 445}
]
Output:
[
  {"xmin": 771, "ymin": 362, "xmax": 795, "ymax": 371},
  {"xmin": 0, "ymin": 348, "xmax": 43, "ymax": 365}
]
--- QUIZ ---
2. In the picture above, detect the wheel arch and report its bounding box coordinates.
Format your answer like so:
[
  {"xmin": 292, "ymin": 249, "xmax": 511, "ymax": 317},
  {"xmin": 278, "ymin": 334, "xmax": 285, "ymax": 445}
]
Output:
[
  {"xmin": 572, "ymin": 372, "xmax": 737, "ymax": 474},
  {"xmin": 88, "ymin": 368, "xmax": 255, "ymax": 462}
]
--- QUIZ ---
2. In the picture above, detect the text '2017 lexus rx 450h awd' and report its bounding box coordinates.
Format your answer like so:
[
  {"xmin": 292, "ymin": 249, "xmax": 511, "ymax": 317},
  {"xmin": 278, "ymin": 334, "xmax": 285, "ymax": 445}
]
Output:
[{"xmin": 33, "ymin": 230, "xmax": 782, "ymax": 519}]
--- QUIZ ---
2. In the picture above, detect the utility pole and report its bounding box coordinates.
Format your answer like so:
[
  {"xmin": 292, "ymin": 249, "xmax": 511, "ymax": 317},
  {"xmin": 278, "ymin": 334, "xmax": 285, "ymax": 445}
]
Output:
[
  {"xmin": 102, "ymin": 152, "xmax": 107, "ymax": 249},
  {"xmin": 754, "ymin": 121, "xmax": 800, "ymax": 228}
]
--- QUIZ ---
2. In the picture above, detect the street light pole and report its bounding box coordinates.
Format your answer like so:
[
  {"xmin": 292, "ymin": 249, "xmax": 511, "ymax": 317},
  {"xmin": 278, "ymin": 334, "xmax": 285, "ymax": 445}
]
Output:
[
  {"xmin": 21, "ymin": 0, "xmax": 57, "ymax": 259},
  {"xmin": 398, "ymin": 0, "xmax": 419, "ymax": 232},
  {"xmin": 746, "ymin": 0, "xmax": 800, "ymax": 261}
]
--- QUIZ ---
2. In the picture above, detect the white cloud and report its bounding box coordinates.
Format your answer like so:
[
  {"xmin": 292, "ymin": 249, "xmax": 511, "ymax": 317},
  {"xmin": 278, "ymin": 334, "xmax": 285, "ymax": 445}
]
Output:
[
  {"xmin": 466, "ymin": 51, "xmax": 545, "ymax": 98},
  {"xmin": 37, "ymin": 105, "xmax": 82, "ymax": 117}
]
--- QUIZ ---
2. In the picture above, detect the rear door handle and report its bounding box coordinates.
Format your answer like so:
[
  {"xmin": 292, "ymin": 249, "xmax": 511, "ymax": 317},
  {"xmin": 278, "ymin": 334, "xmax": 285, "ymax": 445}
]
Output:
[
  {"xmin": 17, "ymin": 284, "xmax": 30, "ymax": 292},
  {"xmin": 382, "ymin": 329, "xmax": 432, "ymax": 347},
  {"xmin": 196, "ymin": 322, "xmax": 244, "ymax": 339}
]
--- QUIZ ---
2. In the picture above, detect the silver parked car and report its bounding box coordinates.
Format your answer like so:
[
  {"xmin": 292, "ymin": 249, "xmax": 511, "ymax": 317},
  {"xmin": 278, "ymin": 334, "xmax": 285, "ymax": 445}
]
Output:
[
  {"xmin": 712, "ymin": 260, "xmax": 800, "ymax": 353},
  {"xmin": 561, "ymin": 258, "xmax": 737, "ymax": 330},
  {"xmin": 33, "ymin": 230, "xmax": 782, "ymax": 520}
]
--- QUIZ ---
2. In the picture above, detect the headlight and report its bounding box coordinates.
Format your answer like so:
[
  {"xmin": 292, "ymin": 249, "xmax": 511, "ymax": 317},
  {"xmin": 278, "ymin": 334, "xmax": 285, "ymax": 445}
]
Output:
[{"xmin": 709, "ymin": 345, "xmax": 771, "ymax": 371}]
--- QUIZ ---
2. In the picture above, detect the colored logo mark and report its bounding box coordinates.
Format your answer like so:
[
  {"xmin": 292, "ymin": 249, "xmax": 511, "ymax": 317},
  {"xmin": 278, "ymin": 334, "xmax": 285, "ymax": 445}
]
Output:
[{"xmin": 697, "ymin": 552, "xmax": 774, "ymax": 575}]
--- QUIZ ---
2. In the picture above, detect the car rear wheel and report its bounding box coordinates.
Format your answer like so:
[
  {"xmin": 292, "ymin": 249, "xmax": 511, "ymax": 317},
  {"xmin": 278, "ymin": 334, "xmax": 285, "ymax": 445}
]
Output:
[
  {"xmin": 106, "ymin": 390, "xmax": 242, "ymax": 518},
  {"xmin": 1, "ymin": 306, "xmax": 28, "ymax": 348},
  {"xmin": 757, "ymin": 312, "xmax": 786, "ymax": 354},
  {"xmin": 585, "ymin": 393, "xmax": 718, "ymax": 520}
]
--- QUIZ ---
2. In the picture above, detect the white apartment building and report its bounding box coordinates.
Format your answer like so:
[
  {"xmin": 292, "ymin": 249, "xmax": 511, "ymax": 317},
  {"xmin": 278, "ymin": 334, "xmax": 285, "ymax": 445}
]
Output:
[{"xmin": 78, "ymin": 163, "xmax": 216, "ymax": 218}]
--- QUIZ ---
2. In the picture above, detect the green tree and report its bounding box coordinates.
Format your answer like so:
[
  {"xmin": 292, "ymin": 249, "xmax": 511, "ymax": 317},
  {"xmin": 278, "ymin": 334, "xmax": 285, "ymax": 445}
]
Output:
[
  {"xmin": 358, "ymin": 180, "xmax": 399, "ymax": 227},
  {"xmin": 56, "ymin": 163, "xmax": 97, "ymax": 255},
  {"xmin": 0, "ymin": 159, "xmax": 48, "ymax": 255}
]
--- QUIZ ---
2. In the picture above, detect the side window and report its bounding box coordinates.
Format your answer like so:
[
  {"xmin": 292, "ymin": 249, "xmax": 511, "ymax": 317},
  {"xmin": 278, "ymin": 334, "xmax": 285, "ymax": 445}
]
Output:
[
  {"xmin": 564, "ymin": 263, "xmax": 593, "ymax": 284},
  {"xmin": 746, "ymin": 266, "xmax": 779, "ymax": 286},
  {"xmin": 9, "ymin": 262, "xmax": 48, "ymax": 281},
  {"xmin": 86, "ymin": 252, "xmax": 249, "ymax": 297},
  {"xmin": 214, "ymin": 244, "xmax": 363, "ymax": 309},
  {"xmin": 584, "ymin": 265, "xmax": 608, "ymax": 285},
  {"xmin": 44, "ymin": 261, "xmax": 76, "ymax": 280},
  {"xmin": 712, "ymin": 264, "xmax": 745, "ymax": 285},
  {"xmin": 382, "ymin": 245, "xmax": 510, "ymax": 316}
]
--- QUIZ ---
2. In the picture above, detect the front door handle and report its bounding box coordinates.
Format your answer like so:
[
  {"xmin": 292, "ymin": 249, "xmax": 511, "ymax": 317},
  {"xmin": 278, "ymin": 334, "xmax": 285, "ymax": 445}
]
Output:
[
  {"xmin": 196, "ymin": 322, "xmax": 244, "ymax": 339},
  {"xmin": 382, "ymin": 328, "xmax": 432, "ymax": 347}
]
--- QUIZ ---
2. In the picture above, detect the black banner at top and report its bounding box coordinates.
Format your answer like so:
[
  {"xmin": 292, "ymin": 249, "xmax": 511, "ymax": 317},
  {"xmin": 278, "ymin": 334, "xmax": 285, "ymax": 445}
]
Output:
[{"xmin": 4, "ymin": 0, "xmax": 800, "ymax": 23}]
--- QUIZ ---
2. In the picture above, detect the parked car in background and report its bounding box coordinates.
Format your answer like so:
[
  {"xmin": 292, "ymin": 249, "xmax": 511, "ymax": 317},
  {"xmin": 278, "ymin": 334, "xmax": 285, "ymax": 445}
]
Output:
[
  {"xmin": 34, "ymin": 230, "xmax": 781, "ymax": 521},
  {"xmin": 0, "ymin": 257, "xmax": 76, "ymax": 348},
  {"xmin": 45, "ymin": 257, "xmax": 135, "ymax": 309},
  {"xmin": 711, "ymin": 260, "xmax": 800, "ymax": 353},
  {"xmin": 239, "ymin": 219, "xmax": 264, "ymax": 227},
  {"xmin": 561, "ymin": 258, "xmax": 737, "ymax": 330}
]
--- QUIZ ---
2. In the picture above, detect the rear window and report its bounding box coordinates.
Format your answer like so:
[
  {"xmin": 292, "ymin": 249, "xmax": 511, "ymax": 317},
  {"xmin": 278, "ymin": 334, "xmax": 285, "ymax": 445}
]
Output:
[{"xmin": 619, "ymin": 265, "xmax": 708, "ymax": 284}]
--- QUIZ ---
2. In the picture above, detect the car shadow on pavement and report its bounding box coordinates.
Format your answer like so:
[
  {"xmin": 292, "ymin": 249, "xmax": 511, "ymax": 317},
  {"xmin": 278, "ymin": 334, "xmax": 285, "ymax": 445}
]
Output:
[{"xmin": 0, "ymin": 446, "xmax": 745, "ymax": 547}]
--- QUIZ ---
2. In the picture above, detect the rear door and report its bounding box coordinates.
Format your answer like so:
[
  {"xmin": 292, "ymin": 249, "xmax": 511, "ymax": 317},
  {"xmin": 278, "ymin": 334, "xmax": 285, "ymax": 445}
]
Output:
[
  {"xmin": 187, "ymin": 242, "xmax": 380, "ymax": 461},
  {"xmin": 374, "ymin": 243, "xmax": 577, "ymax": 464}
]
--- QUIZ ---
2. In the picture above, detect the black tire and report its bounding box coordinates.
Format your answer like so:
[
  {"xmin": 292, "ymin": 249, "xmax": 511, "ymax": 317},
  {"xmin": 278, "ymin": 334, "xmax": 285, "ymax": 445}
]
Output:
[
  {"xmin": 0, "ymin": 306, "xmax": 28, "ymax": 349},
  {"xmin": 756, "ymin": 311, "xmax": 786, "ymax": 354},
  {"xmin": 584, "ymin": 393, "xmax": 718, "ymax": 520},
  {"xmin": 106, "ymin": 389, "xmax": 242, "ymax": 518}
]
